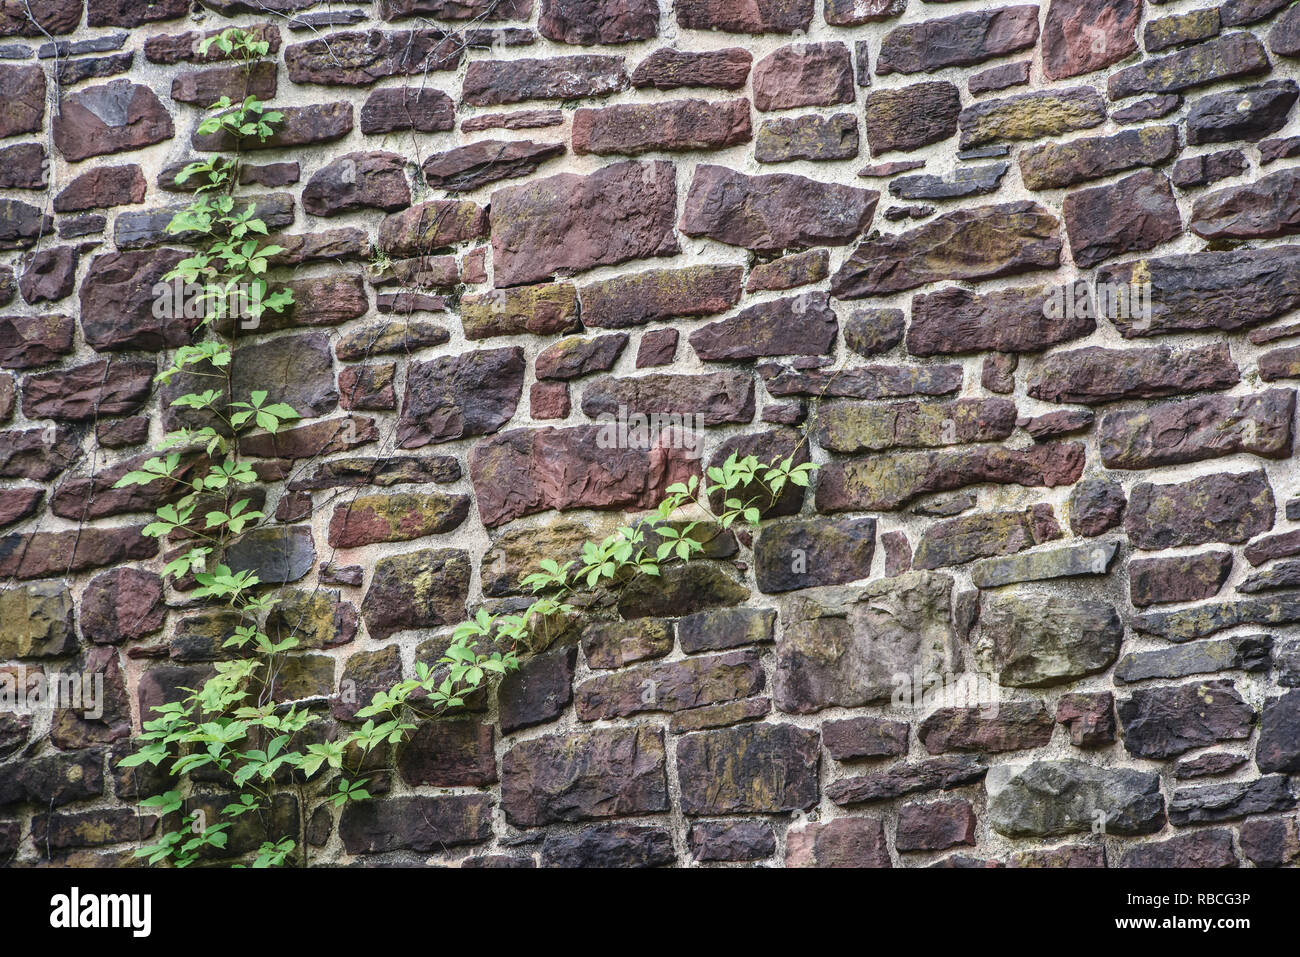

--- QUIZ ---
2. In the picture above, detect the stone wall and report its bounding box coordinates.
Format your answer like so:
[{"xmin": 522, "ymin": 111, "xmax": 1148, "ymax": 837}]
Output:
[{"xmin": 1, "ymin": 0, "xmax": 1300, "ymax": 868}]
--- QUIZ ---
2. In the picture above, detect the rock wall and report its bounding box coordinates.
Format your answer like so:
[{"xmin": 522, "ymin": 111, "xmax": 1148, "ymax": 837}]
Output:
[{"xmin": 2, "ymin": 0, "xmax": 1300, "ymax": 868}]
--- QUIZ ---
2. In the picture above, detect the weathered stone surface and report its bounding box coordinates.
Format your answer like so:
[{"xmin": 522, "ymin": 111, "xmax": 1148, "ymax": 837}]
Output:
[
  {"xmin": 843, "ymin": 308, "xmax": 904, "ymax": 358},
  {"xmin": 690, "ymin": 292, "xmax": 837, "ymax": 361},
  {"xmin": 876, "ymin": 6, "xmax": 1040, "ymax": 76},
  {"xmin": 1133, "ymin": 593, "xmax": 1300, "ymax": 642},
  {"xmin": 492, "ymin": 160, "xmax": 676, "ymax": 286},
  {"xmin": 302, "ymin": 152, "xmax": 409, "ymax": 217},
  {"xmin": 914, "ymin": 505, "xmax": 1061, "ymax": 571},
  {"xmin": 816, "ymin": 398, "xmax": 1016, "ymax": 456},
  {"xmin": 909, "ymin": 285, "xmax": 1092, "ymax": 356},
  {"xmin": 421, "ymin": 139, "xmax": 564, "ymax": 191},
  {"xmin": 581, "ymin": 619, "xmax": 673, "ymax": 670},
  {"xmin": 1122, "ymin": 640, "xmax": 1268, "ymax": 693},
  {"xmin": 1019, "ymin": 126, "xmax": 1179, "ymax": 190},
  {"xmin": 397, "ymin": 347, "xmax": 524, "ymax": 448},
  {"xmin": 0, "ymin": 487, "xmax": 41, "ymax": 529},
  {"xmin": 0, "ymin": 750, "xmax": 105, "ymax": 809},
  {"xmin": 78, "ymin": 249, "xmax": 189, "ymax": 352},
  {"xmin": 0, "ymin": 65, "xmax": 44, "ymax": 139},
  {"xmin": 376, "ymin": 200, "xmax": 487, "ymax": 258},
  {"xmin": 536, "ymin": 0, "xmax": 656, "ymax": 44},
  {"xmin": 986, "ymin": 760, "xmax": 1165, "ymax": 837},
  {"xmin": 1119, "ymin": 681, "xmax": 1255, "ymax": 759},
  {"xmin": 327, "ymin": 492, "xmax": 469, "ymax": 548},
  {"xmin": 498, "ymin": 644, "xmax": 577, "ymax": 734},
  {"xmin": 1176, "ymin": 751, "xmax": 1248, "ymax": 780},
  {"xmin": 580, "ymin": 265, "xmax": 740, "ymax": 329},
  {"xmin": 958, "ymin": 87, "xmax": 1107, "ymax": 149},
  {"xmin": 361, "ymin": 548, "xmax": 470, "ymax": 641},
  {"xmin": 22, "ymin": 359, "xmax": 153, "ymax": 421},
  {"xmin": 0, "ymin": 426, "xmax": 79, "ymax": 482},
  {"xmin": 0, "ymin": 200, "xmax": 52, "ymax": 251},
  {"xmin": 889, "ymin": 163, "xmax": 1008, "ymax": 201},
  {"xmin": 673, "ymin": 0, "xmax": 814, "ymax": 34},
  {"xmin": 1118, "ymin": 829, "xmax": 1238, "ymax": 868},
  {"xmin": 0, "ymin": 314, "xmax": 74, "ymax": 369},
  {"xmin": 1240, "ymin": 815, "xmax": 1300, "ymax": 867},
  {"xmin": 617, "ymin": 561, "xmax": 748, "ymax": 619},
  {"xmin": 631, "ymin": 47, "xmax": 751, "ymax": 89},
  {"xmin": 541, "ymin": 825, "xmax": 675, "ymax": 867},
  {"xmin": 284, "ymin": 29, "xmax": 460, "ymax": 85},
  {"xmin": 79, "ymin": 567, "xmax": 166, "ymax": 646},
  {"xmin": 53, "ymin": 79, "xmax": 173, "ymax": 161},
  {"xmin": 1099, "ymin": 246, "xmax": 1300, "ymax": 338},
  {"xmin": 1125, "ymin": 470, "xmax": 1274, "ymax": 550},
  {"xmin": 971, "ymin": 540, "xmax": 1117, "ymax": 589},
  {"xmin": 816, "ymin": 443, "xmax": 1084, "ymax": 513},
  {"xmin": 822, "ymin": 716, "xmax": 907, "ymax": 761},
  {"xmin": 581, "ymin": 370, "xmax": 754, "ymax": 425},
  {"xmin": 753, "ymin": 42, "xmax": 852, "ymax": 111},
  {"xmin": 1274, "ymin": 3, "xmax": 1300, "ymax": 55},
  {"xmin": 0, "ymin": 583, "xmax": 76, "ymax": 659},
  {"xmin": 785, "ymin": 816, "xmax": 890, "ymax": 867},
  {"xmin": 1172, "ymin": 149, "xmax": 1250, "ymax": 188},
  {"xmin": 54, "ymin": 165, "xmax": 146, "ymax": 213},
  {"xmin": 919, "ymin": 702, "xmax": 1053, "ymax": 755},
  {"xmin": 463, "ymin": 55, "xmax": 627, "ymax": 105},
  {"xmin": 1054, "ymin": 691, "xmax": 1116, "ymax": 747},
  {"xmin": 1109, "ymin": 32, "xmax": 1270, "ymax": 99},
  {"xmin": 756, "ymin": 113, "xmax": 858, "ymax": 163},
  {"xmin": 1187, "ymin": 80, "xmax": 1298, "ymax": 147},
  {"xmin": 978, "ymin": 592, "xmax": 1122, "ymax": 687},
  {"xmin": 397, "ymin": 721, "xmax": 496, "ymax": 788},
  {"xmin": 576, "ymin": 648, "xmax": 763, "ymax": 720},
  {"xmin": 831, "ymin": 202, "xmax": 1061, "ymax": 298},
  {"xmin": 1128, "ymin": 552, "xmax": 1236, "ymax": 609},
  {"xmin": 359, "ymin": 87, "xmax": 455, "ymax": 133},
  {"xmin": 863, "ymin": 81, "xmax": 960, "ymax": 156},
  {"xmin": 1042, "ymin": 0, "xmax": 1140, "ymax": 79},
  {"xmin": 753, "ymin": 517, "xmax": 875, "ymax": 593},
  {"xmin": 681, "ymin": 165, "xmax": 877, "ymax": 251},
  {"xmin": 1145, "ymin": 8, "xmax": 1221, "ymax": 53},
  {"xmin": 468, "ymin": 425, "xmax": 696, "ymax": 527},
  {"xmin": 1190, "ymin": 168, "xmax": 1300, "ymax": 240},
  {"xmin": 677, "ymin": 723, "xmax": 819, "ymax": 815},
  {"xmin": 1100, "ymin": 390, "xmax": 1294, "ymax": 470},
  {"xmin": 689, "ymin": 820, "xmax": 775, "ymax": 862},
  {"xmin": 339, "ymin": 795, "xmax": 492, "ymax": 853},
  {"xmin": 774, "ymin": 572, "xmax": 959, "ymax": 713},
  {"xmin": 895, "ymin": 799, "xmax": 977, "ymax": 852},
  {"xmin": 1063, "ymin": 169, "xmax": 1181, "ymax": 268},
  {"xmin": 828, "ymin": 756, "xmax": 987, "ymax": 806},
  {"xmin": 1027, "ymin": 343, "xmax": 1240, "ymax": 405},
  {"xmin": 1257, "ymin": 689, "xmax": 1300, "ymax": 772},
  {"xmin": 0, "ymin": 143, "xmax": 46, "ymax": 191},
  {"xmin": 500, "ymin": 725, "xmax": 667, "ymax": 826}
]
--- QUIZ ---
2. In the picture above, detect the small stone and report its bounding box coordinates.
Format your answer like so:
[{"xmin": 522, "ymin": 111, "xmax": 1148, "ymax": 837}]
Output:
[
  {"xmin": 863, "ymin": 81, "xmax": 960, "ymax": 155},
  {"xmin": 676, "ymin": 723, "xmax": 819, "ymax": 815},
  {"xmin": 785, "ymin": 817, "xmax": 890, "ymax": 867},
  {"xmin": 752, "ymin": 42, "xmax": 853, "ymax": 111},
  {"xmin": 1127, "ymin": 552, "xmax": 1235, "ymax": 608},
  {"xmin": 876, "ymin": 6, "xmax": 1040, "ymax": 76},
  {"xmin": 1056, "ymin": 692, "xmax": 1117, "ymax": 747}
]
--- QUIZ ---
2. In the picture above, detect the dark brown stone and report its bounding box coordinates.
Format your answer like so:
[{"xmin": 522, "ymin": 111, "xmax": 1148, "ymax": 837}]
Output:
[
  {"xmin": 876, "ymin": 6, "xmax": 1040, "ymax": 75},
  {"xmin": 681, "ymin": 164, "xmax": 877, "ymax": 251},
  {"xmin": 832, "ymin": 202, "xmax": 1061, "ymax": 297},
  {"xmin": 1125, "ymin": 470, "xmax": 1274, "ymax": 550},
  {"xmin": 863, "ymin": 81, "xmax": 960, "ymax": 156}
]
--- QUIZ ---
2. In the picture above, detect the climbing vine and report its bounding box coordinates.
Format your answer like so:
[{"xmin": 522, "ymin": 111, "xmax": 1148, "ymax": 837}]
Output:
[{"xmin": 115, "ymin": 25, "xmax": 821, "ymax": 870}]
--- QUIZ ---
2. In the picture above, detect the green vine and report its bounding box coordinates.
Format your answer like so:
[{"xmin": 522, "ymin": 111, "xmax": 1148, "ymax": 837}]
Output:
[{"xmin": 116, "ymin": 26, "xmax": 821, "ymax": 870}]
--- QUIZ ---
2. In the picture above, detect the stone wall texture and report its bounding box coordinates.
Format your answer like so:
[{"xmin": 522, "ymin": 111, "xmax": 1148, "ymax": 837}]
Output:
[{"xmin": 2, "ymin": 0, "xmax": 1300, "ymax": 868}]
